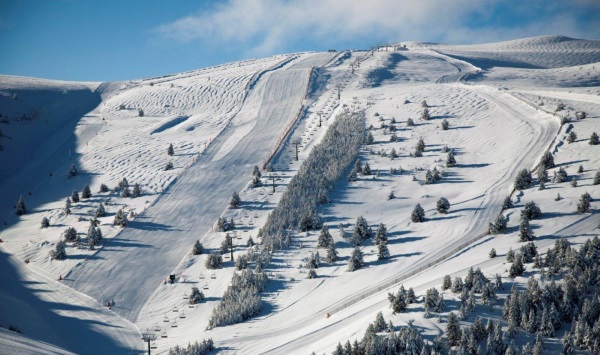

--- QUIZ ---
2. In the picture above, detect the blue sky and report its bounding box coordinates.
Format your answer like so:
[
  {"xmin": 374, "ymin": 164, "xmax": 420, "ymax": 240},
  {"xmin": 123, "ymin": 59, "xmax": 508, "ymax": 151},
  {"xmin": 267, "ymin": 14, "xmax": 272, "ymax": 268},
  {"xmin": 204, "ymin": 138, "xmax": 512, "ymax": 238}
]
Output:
[{"xmin": 1, "ymin": 0, "xmax": 599, "ymax": 82}]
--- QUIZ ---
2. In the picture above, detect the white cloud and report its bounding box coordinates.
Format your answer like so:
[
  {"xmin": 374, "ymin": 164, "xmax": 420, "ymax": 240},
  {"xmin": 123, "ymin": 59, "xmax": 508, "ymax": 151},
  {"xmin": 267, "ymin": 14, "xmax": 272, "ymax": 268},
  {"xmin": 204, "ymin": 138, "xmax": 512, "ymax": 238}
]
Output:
[{"xmin": 156, "ymin": 0, "xmax": 599, "ymax": 56}]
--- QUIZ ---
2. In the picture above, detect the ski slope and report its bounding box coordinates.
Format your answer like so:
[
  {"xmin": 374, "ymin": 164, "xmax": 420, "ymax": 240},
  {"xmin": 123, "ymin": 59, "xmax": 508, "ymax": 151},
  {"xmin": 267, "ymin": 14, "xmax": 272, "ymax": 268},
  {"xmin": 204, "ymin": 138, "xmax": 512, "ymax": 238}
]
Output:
[{"xmin": 1, "ymin": 35, "xmax": 599, "ymax": 354}]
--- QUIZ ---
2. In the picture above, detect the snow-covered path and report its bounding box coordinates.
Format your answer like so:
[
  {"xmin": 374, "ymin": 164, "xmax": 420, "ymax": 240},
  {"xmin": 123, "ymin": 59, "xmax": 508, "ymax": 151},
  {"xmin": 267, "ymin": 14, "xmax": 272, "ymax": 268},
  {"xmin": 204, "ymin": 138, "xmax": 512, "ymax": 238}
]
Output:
[{"xmin": 64, "ymin": 53, "xmax": 335, "ymax": 323}]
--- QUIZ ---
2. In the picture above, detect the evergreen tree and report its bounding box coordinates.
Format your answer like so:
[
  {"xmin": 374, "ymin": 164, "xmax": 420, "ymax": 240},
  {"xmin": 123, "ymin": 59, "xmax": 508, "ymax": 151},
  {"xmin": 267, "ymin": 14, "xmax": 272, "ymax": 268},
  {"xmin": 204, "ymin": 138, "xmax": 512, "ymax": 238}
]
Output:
[
  {"xmin": 362, "ymin": 162, "xmax": 372, "ymax": 175},
  {"xmin": 69, "ymin": 164, "xmax": 78, "ymax": 177},
  {"xmin": 593, "ymin": 171, "xmax": 600, "ymax": 185},
  {"xmin": 229, "ymin": 191, "xmax": 240, "ymax": 209},
  {"xmin": 377, "ymin": 240, "xmax": 390, "ymax": 260},
  {"xmin": 446, "ymin": 312, "xmax": 462, "ymax": 346},
  {"xmin": 552, "ymin": 167, "xmax": 568, "ymax": 183},
  {"xmin": 436, "ymin": 197, "xmax": 450, "ymax": 214},
  {"xmin": 441, "ymin": 119, "xmax": 449, "ymax": 130},
  {"xmin": 578, "ymin": 164, "xmax": 584, "ymax": 173},
  {"xmin": 113, "ymin": 209, "xmax": 128, "ymax": 227},
  {"xmin": 435, "ymin": 294, "xmax": 447, "ymax": 313},
  {"xmin": 95, "ymin": 203, "xmax": 106, "ymax": 217},
  {"xmin": 489, "ymin": 248, "xmax": 496, "ymax": 258},
  {"xmin": 251, "ymin": 175, "xmax": 262, "ymax": 188},
  {"xmin": 164, "ymin": 161, "xmax": 174, "ymax": 171},
  {"xmin": 64, "ymin": 198, "xmax": 71, "ymax": 215},
  {"xmin": 540, "ymin": 151, "xmax": 555, "ymax": 169},
  {"xmin": 407, "ymin": 118, "xmax": 415, "ymax": 126},
  {"xmin": 515, "ymin": 169, "xmax": 533, "ymax": 190},
  {"xmin": 519, "ymin": 215, "xmax": 534, "ymax": 242},
  {"xmin": 561, "ymin": 332, "xmax": 575, "ymax": 355},
  {"xmin": 509, "ymin": 253, "xmax": 525, "ymax": 278},
  {"xmin": 121, "ymin": 186, "xmax": 130, "ymax": 198},
  {"xmin": 192, "ymin": 240, "xmax": 204, "ymax": 255},
  {"xmin": 41, "ymin": 217, "xmax": 50, "ymax": 228},
  {"xmin": 132, "ymin": 183, "xmax": 142, "ymax": 197},
  {"xmin": 576, "ymin": 192, "xmax": 592, "ymax": 213},
  {"xmin": 374, "ymin": 223, "xmax": 388, "ymax": 244},
  {"xmin": 189, "ymin": 286, "xmax": 205, "ymax": 304},
  {"xmin": 347, "ymin": 246, "xmax": 364, "ymax": 272},
  {"xmin": 571, "ymin": 177, "xmax": 578, "ymax": 187},
  {"xmin": 411, "ymin": 203, "xmax": 425, "ymax": 223},
  {"xmin": 502, "ymin": 196, "xmax": 514, "ymax": 209},
  {"xmin": 235, "ymin": 255, "xmax": 248, "ymax": 270},
  {"xmin": 326, "ymin": 242, "xmax": 338, "ymax": 263},
  {"xmin": 451, "ymin": 277, "xmax": 463, "ymax": 293},
  {"xmin": 317, "ymin": 225, "xmax": 334, "ymax": 247},
  {"xmin": 388, "ymin": 289, "xmax": 407, "ymax": 314},
  {"xmin": 567, "ymin": 131, "xmax": 577, "ymax": 143},
  {"xmin": 387, "ymin": 191, "xmax": 395, "ymax": 200},
  {"xmin": 589, "ymin": 132, "xmax": 599, "ymax": 145},
  {"xmin": 49, "ymin": 240, "xmax": 66, "ymax": 260},
  {"xmin": 416, "ymin": 137, "xmax": 425, "ymax": 152},
  {"xmin": 81, "ymin": 185, "xmax": 92, "ymax": 199},
  {"xmin": 15, "ymin": 195, "xmax": 27, "ymax": 215},
  {"xmin": 205, "ymin": 252, "xmax": 222, "ymax": 269},
  {"xmin": 167, "ymin": 143, "xmax": 174, "ymax": 156},
  {"xmin": 422, "ymin": 108, "xmax": 430, "ymax": 121},
  {"xmin": 353, "ymin": 216, "xmax": 371, "ymax": 240},
  {"xmin": 442, "ymin": 275, "xmax": 452, "ymax": 290},
  {"xmin": 537, "ymin": 165, "xmax": 548, "ymax": 183},
  {"xmin": 247, "ymin": 236, "xmax": 255, "ymax": 247},
  {"xmin": 306, "ymin": 267, "xmax": 317, "ymax": 279},
  {"xmin": 446, "ymin": 151, "xmax": 456, "ymax": 167},
  {"xmin": 522, "ymin": 201, "xmax": 542, "ymax": 219},
  {"xmin": 63, "ymin": 227, "xmax": 77, "ymax": 242},
  {"xmin": 366, "ymin": 131, "xmax": 374, "ymax": 145},
  {"xmin": 99, "ymin": 183, "xmax": 109, "ymax": 193},
  {"xmin": 71, "ymin": 190, "xmax": 79, "ymax": 203}
]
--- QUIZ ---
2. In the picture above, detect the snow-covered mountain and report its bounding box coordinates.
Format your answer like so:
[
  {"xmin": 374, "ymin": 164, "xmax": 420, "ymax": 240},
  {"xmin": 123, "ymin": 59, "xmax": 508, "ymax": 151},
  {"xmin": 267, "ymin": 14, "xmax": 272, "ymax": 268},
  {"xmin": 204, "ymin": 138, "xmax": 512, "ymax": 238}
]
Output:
[{"xmin": 1, "ymin": 35, "xmax": 599, "ymax": 354}]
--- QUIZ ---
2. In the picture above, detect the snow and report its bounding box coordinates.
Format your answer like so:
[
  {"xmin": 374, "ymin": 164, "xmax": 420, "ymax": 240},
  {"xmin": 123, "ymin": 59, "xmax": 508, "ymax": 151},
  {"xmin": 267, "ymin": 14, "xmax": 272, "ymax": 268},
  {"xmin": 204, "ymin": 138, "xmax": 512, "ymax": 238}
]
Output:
[{"xmin": 1, "ymin": 35, "xmax": 600, "ymax": 354}]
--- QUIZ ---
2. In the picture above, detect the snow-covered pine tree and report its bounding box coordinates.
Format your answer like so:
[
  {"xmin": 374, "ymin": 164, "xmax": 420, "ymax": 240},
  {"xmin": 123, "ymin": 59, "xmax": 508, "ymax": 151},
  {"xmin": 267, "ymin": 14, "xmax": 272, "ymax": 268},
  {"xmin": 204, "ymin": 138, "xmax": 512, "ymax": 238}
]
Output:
[
  {"xmin": 509, "ymin": 253, "xmax": 525, "ymax": 278},
  {"xmin": 374, "ymin": 223, "xmax": 388, "ymax": 244},
  {"xmin": 571, "ymin": 177, "xmax": 578, "ymax": 187},
  {"xmin": 132, "ymin": 183, "xmax": 142, "ymax": 197},
  {"xmin": 353, "ymin": 216, "xmax": 371, "ymax": 240},
  {"xmin": 377, "ymin": 240, "xmax": 390, "ymax": 260},
  {"xmin": 99, "ymin": 183, "xmax": 109, "ymax": 193},
  {"xmin": 552, "ymin": 167, "xmax": 568, "ymax": 183},
  {"xmin": 167, "ymin": 143, "xmax": 174, "ymax": 156},
  {"xmin": 325, "ymin": 242, "xmax": 338, "ymax": 263},
  {"xmin": 164, "ymin": 161, "xmax": 173, "ymax": 171},
  {"xmin": 451, "ymin": 277, "xmax": 463, "ymax": 293},
  {"xmin": 446, "ymin": 312, "xmax": 462, "ymax": 346},
  {"xmin": 41, "ymin": 217, "xmax": 50, "ymax": 228},
  {"xmin": 229, "ymin": 191, "xmax": 240, "ymax": 209},
  {"xmin": 235, "ymin": 255, "xmax": 248, "ymax": 270},
  {"xmin": 121, "ymin": 186, "xmax": 131, "ymax": 198},
  {"xmin": 205, "ymin": 252, "xmax": 222, "ymax": 269},
  {"xmin": 81, "ymin": 185, "xmax": 92, "ymax": 199},
  {"xmin": 537, "ymin": 165, "xmax": 548, "ymax": 183},
  {"xmin": 252, "ymin": 165, "xmax": 262, "ymax": 178},
  {"xmin": 489, "ymin": 248, "xmax": 496, "ymax": 258},
  {"xmin": 189, "ymin": 287, "xmax": 205, "ymax": 305},
  {"xmin": 567, "ymin": 131, "xmax": 577, "ymax": 143},
  {"xmin": 192, "ymin": 240, "xmax": 204, "ymax": 255},
  {"xmin": 514, "ymin": 169, "xmax": 533, "ymax": 190},
  {"xmin": 416, "ymin": 137, "xmax": 425, "ymax": 152},
  {"xmin": 65, "ymin": 198, "xmax": 71, "ymax": 215},
  {"xmin": 49, "ymin": 240, "xmax": 66, "ymax": 260},
  {"xmin": 441, "ymin": 119, "xmax": 449, "ymax": 130},
  {"xmin": 71, "ymin": 190, "xmax": 79, "ymax": 203},
  {"xmin": 411, "ymin": 203, "xmax": 425, "ymax": 222},
  {"xmin": 95, "ymin": 203, "xmax": 106, "ymax": 218},
  {"xmin": 502, "ymin": 196, "xmax": 514, "ymax": 210},
  {"xmin": 387, "ymin": 191, "xmax": 395, "ymax": 200},
  {"xmin": 522, "ymin": 201, "xmax": 542, "ymax": 219},
  {"xmin": 576, "ymin": 192, "xmax": 591, "ymax": 213},
  {"xmin": 421, "ymin": 108, "xmax": 430, "ymax": 121},
  {"xmin": 406, "ymin": 118, "xmax": 414, "ymax": 126},
  {"xmin": 442, "ymin": 275, "xmax": 452, "ymax": 290},
  {"xmin": 577, "ymin": 164, "xmax": 584, "ymax": 173},
  {"xmin": 347, "ymin": 246, "xmax": 364, "ymax": 272},
  {"xmin": 251, "ymin": 175, "xmax": 262, "ymax": 188},
  {"xmin": 63, "ymin": 227, "xmax": 77, "ymax": 242},
  {"xmin": 540, "ymin": 151, "xmax": 555, "ymax": 169},
  {"xmin": 366, "ymin": 131, "xmax": 374, "ymax": 145},
  {"xmin": 15, "ymin": 195, "xmax": 26, "ymax": 215},
  {"xmin": 113, "ymin": 209, "xmax": 128, "ymax": 227},
  {"xmin": 518, "ymin": 215, "xmax": 534, "ymax": 242},
  {"xmin": 362, "ymin": 162, "xmax": 371, "ymax": 175},
  {"xmin": 306, "ymin": 267, "xmax": 317, "ymax": 279},
  {"xmin": 317, "ymin": 225, "xmax": 333, "ymax": 248},
  {"xmin": 446, "ymin": 150, "xmax": 456, "ymax": 167},
  {"xmin": 436, "ymin": 197, "xmax": 450, "ymax": 213}
]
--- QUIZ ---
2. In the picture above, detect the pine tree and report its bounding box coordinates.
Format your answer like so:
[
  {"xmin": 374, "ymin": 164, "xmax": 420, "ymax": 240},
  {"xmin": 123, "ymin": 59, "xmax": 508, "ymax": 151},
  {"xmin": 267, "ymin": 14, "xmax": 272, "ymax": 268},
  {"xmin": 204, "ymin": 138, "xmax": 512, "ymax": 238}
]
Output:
[
  {"xmin": 49, "ymin": 240, "xmax": 66, "ymax": 260},
  {"xmin": 164, "ymin": 161, "xmax": 174, "ymax": 171},
  {"xmin": 578, "ymin": 164, "xmax": 584, "ymax": 173},
  {"xmin": 229, "ymin": 191, "xmax": 240, "ymax": 208},
  {"xmin": 440, "ymin": 275, "xmax": 451, "ymax": 291},
  {"xmin": 589, "ymin": 132, "xmax": 599, "ymax": 145},
  {"xmin": 576, "ymin": 192, "xmax": 592, "ymax": 213},
  {"xmin": 81, "ymin": 185, "xmax": 92, "ymax": 199},
  {"xmin": 489, "ymin": 248, "xmax": 496, "ymax": 258},
  {"xmin": 362, "ymin": 162, "xmax": 371, "ymax": 175},
  {"xmin": 388, "ymin": 289, "xmax": 407, "ymax": 314},
  {"xmin": 15, "ymin": 195, "xmax": 27, "ymax": 215},
  {"xmin": 540, "ymin": 151, "xmax": 555, "ymax": 169},
  {"xmin": 502, "ymin": 196, "xmax": 514, "ymax": 209},
  {"xmin": 387, "ymin": 191, "xmax": 395, "ymax": 200},
  {"xmin": 63, "ymin": 227, "xmax": 77, "ymax": 242},
  {"xmin": 132, "ymin": 183, "xmax": 142, "ymax": 197},
  {"xmin": 552, "ymin": 167, "xmax": 568, "ymax": 183},
  {"xmin": 446, "ymin": 312, "xmax": 462, "ymax": 346},
  {"xmin": 441, "ymin": 119, "xmax": 449, "ymax": 130},
  {"xmin": 64, "ymin": 198, "xmax": 71, "ymax": 215},
  {"xmin": 192, "ymin": 240, "xmax": 204, "ymax": 255},
  {"xmin": 593, "ymin": 171, "xmax": 600, "ymax": 185},
  {"xmin": 71, "ymin": 190, "xmax": 79, "ymax": 203},
  {"xmin": 366, "ymin": 131, "xmax": 374, "ymax": 145},
  {"xmin": 567, "ymin": 131, "xmax": 577, "ymax": 143},
  {"xmin": 40, "ymin": 217, "xmax": 50, "ymax": 228},
  {"xmin": 167, "ymin": 143, "xmax": 174, "ymax": 156},
  {"xmin": 537, "ymin": 164, "xmax": 548, "ymax": 183},
  {"xmin": 407, "ymin": 118, "xmax": 415, "ymax": 126},
  {"xmin": 113, "ymin": 209, "xmax": 128, "ymax": 227},
  {"xmin": 353, "ymin": 216, "xmax": 371, "ymax": 240},
  {"xmin": 519, "ymin": 215, "xmax": 534, "ymax": 242},
  {"xmin": 422, "ymin": 108, "xmax": 430, "ymax": 121},
  {"xmin": 306, "ymin": 267, "xmax": 317, "ymax": 279},
  {"xmin": 522, "ymin": 201, "xmax": 542, "ymax": 219},
  {"xmin": 411, "ymin": 203, "xmax": 425, "ymax": 223},
  {"xmin": 561, "ymin": 332, "xmax": 575, "ymax": 355},
  {"xmin": 377, "ymin": 240, "xmax": 390, "ymax": 260},
  {"xmin": 251, "ymin": 175, "xmax": 262, "ymax": 188},
  {"xmin": 252, "ymin": 165, "xmax": 262, "ymax": 178},
  {"xmin": 436, "ymin": 197, "xmax": 450, "ymax": 214},
  {"xmin": 99, "ymin": 183, "xmax": 109, "ymax": 193},
  {"xmin": 317, "ymin": 225, "xmax": 333, "ymax": 247},
  {"xmin": 509, "ymin": 253, "xmax": 525, "ymax": 278},
  {"xmin": 374, "ymin": 223, "xmax": 388, "ymax": 244},
  {"xmin": 347, "ymin": 246, "xmax": 364, "ymax": 272},
  {"xmin": 325, "ymin": 242, "xmax": 338, "ymax": 263},
  {"xmin": 571, "ymin": 177, "xmax": 578, "ymax": 187},
  {"xmin": 205, "ymin": 252, "xmax": 222, "ymax": 269},
  {"xmin": 446, "ymin": 150, "xmax": 456, "ymax": 167},
  {"xmin": 69, "ymin": 164, "xmax": 78, "ymax": 177}
]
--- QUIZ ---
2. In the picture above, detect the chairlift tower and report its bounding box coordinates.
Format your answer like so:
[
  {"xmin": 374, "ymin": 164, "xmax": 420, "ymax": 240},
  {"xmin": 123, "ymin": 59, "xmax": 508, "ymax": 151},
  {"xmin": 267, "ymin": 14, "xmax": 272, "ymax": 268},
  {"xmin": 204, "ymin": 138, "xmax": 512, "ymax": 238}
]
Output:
[{"xmin": 141, "ymin": 331, "xmax": 157, "ymax": 355}]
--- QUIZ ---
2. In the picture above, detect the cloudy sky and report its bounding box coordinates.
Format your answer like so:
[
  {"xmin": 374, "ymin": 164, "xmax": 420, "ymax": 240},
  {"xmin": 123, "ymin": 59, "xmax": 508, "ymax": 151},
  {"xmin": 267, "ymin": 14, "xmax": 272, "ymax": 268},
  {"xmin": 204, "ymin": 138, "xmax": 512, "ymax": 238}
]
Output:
[{"xmin": 1, "ymin": 0, "xmax": 599, "ymax": 81}]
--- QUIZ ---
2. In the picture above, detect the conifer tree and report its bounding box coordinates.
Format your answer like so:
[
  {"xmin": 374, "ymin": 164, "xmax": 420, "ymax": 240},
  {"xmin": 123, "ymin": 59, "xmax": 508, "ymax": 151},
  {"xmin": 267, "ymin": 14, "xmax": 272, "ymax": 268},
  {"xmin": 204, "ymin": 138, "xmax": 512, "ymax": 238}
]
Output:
[
  {"xmin": 317, "ymin": 225, "xmax": 333, "ymax": 247},
  {"xmin": 205, "ymin": 252, "xmax": 222, "ymax": 269},
  {"xmin": 113, "ymin": 209, "xmax": 128, "ymax": 227},
  {"xmin": 362, "ymin": 162, "xmax": 371, "ymax": 176},
  {"xmin": 15, "ymin": 195, "xmax": 27, "ymax": 215},
  {"xmin": 81, "ymin": 185, "xmax": 92, "ymax": 199},
  {"xmin": 63, "ymin": 227, "xmax": 77, "ymax": 242},
  {"xmin": 95, "ymin": 203, "xmax": 106, "ymax": 218},
  {"xmin": 69, "ymin": 164, "xmax": 78, "ymax": 177},
  {"xmin": 65, "ymin": 198, "xmax": 71, "ymax": 215},
  {"xmin": 132, "ymin": 183, "xmax": 142, "ymax": 197},
  {"xmin": 421, "ymin": 108, "xmax": 430, "ymax": 121},
  {"xmin": 436, "ymin": 197, "xmax": 450, "ymax": 213},
  {"xmin": 229, "ymin": 191, "xmax": 240, "ymax": 208},
  {"xmin": 502, "ymin": 196, "xmax": 514, "ymax": 210},
  {"xmin": 519, "ymin": 215, "xmax": 534, "ymax": 242},
  {"xmin": 49, "ymin": 240, "xmax": 66, "ymax": 260},
  {"xmin": 489, "ymin": 248, "xmax": 496, "ymax": 258},
  {"xmin": 99, "ymin": 183, "xmax": 109, "ymax": 193},
  {"xmin": 41, "ymin": 217, "xmax": 50, "ymax": 228},
  {"xmin": 189, "ymin": 286, "xmax": 205, "ymax": 304},
  {"xmin": 589, "ymin": 132, "xmax": 599, "ymax": 145},
  {"xmin": 326, "ymin": 242, "xmax": 338, "ymax": 263},
  {"xmin": 441, "ymin": 119, "xmax": 449, "ymax": 130},
  {"xmin": 406, "ymin": 118, "xmax": 414, "ymax": 126},
  {"xmin": 252, "ymin": 165, "xmax": 262, "ymax": 178},
  {"xmin": 377, "ymin": 240, "xmax": 390, "ymax": 260},
  {"xmin": 442, "ymin": 275, "xmax": 452, "ymax": 290},
  {"xmin": 347, "ymin": 246, "xmax": 364, "ymax": 272},
  {"xmin": 411, "ymin": 203, "xmax": 425, "ymax": 223},
  {"xmin": 540, "ymin": 151, "xmax": 555, "ymax": 169},
  {"xmin": 71, "ymin": 190, "xmax": 79, "ymax": 203},
  {"xmin": 567, "ymin": 131, "xmax": 577, "ymax": 143},
  {"xmin": 576, "ymin": 192, "xmax": 591, "ymax": 213},
  {"xmin": 446, "ymin": 150, "xmax": 456, "ymax": 167},
  {"xmin": 167, "ymin": 143, "xmax": 174, "ymax": 156},
  {"xmin": 446, "ymin": 312, "xmax": 462, "ymax": 346},
  {"xmin": 593, "ymin": 171, "xmax": 600, "ymax": 185},
  {"xmin": 192, "ymin": 240, "xmax": 204, "ymax": 255},
  {"xmin": 374, "ymin": 223, "xmax": 388, "ymax": 244},
  {"xmin": 366, "ymin": 131, "xmax": 374, "ymax": 145},
  {"xmin": 353, "ymin": 216, "xmax": 371, "ymax": 240}
]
